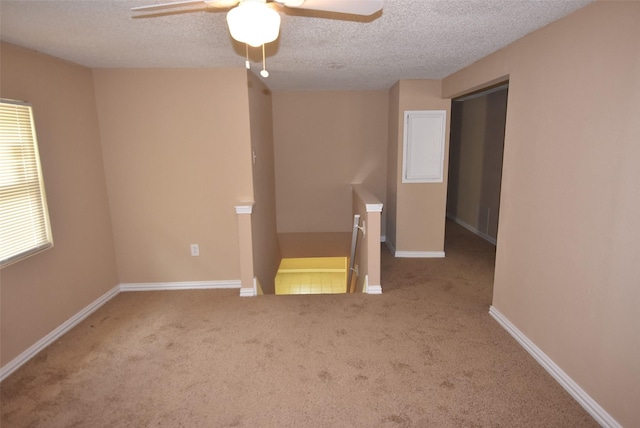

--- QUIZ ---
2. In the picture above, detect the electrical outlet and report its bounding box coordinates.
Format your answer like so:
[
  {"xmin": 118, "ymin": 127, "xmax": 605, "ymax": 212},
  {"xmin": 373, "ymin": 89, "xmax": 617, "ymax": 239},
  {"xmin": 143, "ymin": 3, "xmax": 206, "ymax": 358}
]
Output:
[{"xmin": 190, "ymin": 244, "xmax": 200, "ymax": 257}]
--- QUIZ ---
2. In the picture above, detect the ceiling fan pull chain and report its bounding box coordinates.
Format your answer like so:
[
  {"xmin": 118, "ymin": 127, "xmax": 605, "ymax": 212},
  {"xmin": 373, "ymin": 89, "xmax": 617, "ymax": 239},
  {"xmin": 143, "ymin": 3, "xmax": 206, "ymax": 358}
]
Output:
[
  {"xmin": 245, "ymin": 43, "xmax": 250, "ymax": 70},
  {"xmin": 260, "ymin": 44, "xmax": 269, "ymax": 78}
]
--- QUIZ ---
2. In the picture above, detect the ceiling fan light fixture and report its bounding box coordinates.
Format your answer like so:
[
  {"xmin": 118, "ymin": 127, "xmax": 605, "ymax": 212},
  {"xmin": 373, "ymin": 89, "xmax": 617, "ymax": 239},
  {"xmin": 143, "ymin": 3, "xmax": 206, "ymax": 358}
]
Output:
[{"xmin": 227, "ymin": 0, "xmax": 281, "ymax": 48}]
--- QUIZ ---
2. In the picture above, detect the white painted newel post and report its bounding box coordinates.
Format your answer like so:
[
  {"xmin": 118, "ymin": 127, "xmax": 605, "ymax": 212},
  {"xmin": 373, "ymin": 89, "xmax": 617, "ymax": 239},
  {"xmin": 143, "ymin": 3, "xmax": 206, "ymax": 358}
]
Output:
[{"xmin": 235, "ymin": 203, "xmax": 256, "ymax": 297}]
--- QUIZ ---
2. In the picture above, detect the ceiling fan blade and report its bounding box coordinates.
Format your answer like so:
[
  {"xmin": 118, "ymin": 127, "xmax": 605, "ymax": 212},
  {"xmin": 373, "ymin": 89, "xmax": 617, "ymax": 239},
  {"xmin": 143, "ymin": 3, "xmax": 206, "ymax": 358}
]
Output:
[
  {"xmin": 131, "ymin": 0, "xmax": 237, "ymax": 12},
  {"xmin": 283, "ymin": 0, "xmax": 383, "ymax": 16},
  {"xmin": 132, "ymin": 1, "xmax": 204, "ymax": 12}
]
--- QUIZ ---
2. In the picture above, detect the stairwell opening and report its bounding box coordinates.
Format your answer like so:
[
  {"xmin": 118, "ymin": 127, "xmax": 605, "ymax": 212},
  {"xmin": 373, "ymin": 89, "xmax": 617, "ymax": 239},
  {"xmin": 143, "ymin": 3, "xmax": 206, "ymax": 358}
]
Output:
[
  {"xmin": 274, "ymin": 232, "xmax": 352, "ymax": 295},
  {"xmin": 275, "ymin": 257, "xmax": 348, "ymax": 295}
]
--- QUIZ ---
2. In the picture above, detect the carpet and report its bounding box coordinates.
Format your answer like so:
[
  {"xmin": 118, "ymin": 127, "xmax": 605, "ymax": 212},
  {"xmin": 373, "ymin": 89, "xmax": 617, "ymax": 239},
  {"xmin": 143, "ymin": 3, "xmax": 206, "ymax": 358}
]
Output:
[{"xmin": 0, "ymin": 221, "xmax": 597, "ymax": 427}]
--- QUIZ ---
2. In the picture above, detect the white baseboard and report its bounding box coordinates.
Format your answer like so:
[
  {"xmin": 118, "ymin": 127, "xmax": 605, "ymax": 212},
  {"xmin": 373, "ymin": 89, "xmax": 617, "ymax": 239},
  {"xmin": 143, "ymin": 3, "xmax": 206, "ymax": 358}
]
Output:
[
  {"xmin": 240, "ymin": 277, "xmax": 258, "ymax": 297},
  {"xmin": 384, "ymin": 240, "xmax": 445, "ymax": 258},
  {"xmin": 1, "ymin": 279, "xmax": 243, "ymax": 381},
  {"xmin": 363, "ymin": 274, "xmax": 383, "ymax": 294},
  {"xmin": 447, "ymin": 214, "xmax": 497, "ymax": 245},
  {"xmin": 0, "ymin": 285, "xmax": 120, "ymax": 382},
  {"xmin": 394, "ymin": 250, "xmax": 445, "ymax": 258},
  {"xmin": 489, "ymin": 306, "xmax": 621, "ymax": 428},
  {"xmin": 367, "ymin": 286, "xmax": 383, "ymax": 294},
  {"xmin": 120, "ymin": 280, "xmax": 241, "ymax": 292}
]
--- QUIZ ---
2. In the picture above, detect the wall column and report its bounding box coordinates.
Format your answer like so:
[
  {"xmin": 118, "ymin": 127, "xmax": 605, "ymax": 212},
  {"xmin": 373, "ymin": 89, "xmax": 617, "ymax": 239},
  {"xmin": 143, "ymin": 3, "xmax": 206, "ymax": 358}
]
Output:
[
  {"xmin": 365, "ymin": 202, "xmax": 383, "ymax": 294},
  {"xmin": 352, "ymin": 184, "xmax": 383, "ymax": 294},
  {"xmin": 235, "ymin": 203, "xmax": 256, "ymax": 297}
]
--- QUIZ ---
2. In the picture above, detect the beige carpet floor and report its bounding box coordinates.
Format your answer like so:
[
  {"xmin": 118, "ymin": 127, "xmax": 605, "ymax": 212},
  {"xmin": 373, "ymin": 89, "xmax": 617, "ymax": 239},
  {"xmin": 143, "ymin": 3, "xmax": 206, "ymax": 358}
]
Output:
[{"xmin": 0, "ymin": 221, "xmax": 598, "ymax": 427}]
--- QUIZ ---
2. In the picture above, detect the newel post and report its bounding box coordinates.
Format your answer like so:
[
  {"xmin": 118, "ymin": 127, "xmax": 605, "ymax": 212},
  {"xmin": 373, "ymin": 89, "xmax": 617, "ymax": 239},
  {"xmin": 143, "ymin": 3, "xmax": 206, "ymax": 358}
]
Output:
[{"xmin": 235, "ymin": 202, "xmax": 256, "ymax": 297}]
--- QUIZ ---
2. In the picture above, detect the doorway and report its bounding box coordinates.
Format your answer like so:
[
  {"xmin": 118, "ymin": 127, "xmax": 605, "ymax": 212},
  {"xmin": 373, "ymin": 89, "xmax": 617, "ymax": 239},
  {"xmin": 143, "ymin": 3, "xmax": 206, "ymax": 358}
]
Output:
[{"xmin": 446, "ymin": 83, "xmax": 508, "ymax": 245}]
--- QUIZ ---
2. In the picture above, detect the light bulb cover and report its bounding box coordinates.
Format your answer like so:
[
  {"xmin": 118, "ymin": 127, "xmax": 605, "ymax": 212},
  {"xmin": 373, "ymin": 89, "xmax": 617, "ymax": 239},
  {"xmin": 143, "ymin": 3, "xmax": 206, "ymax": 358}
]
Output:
[{"xmin": 227, "ymin": 1, "xmax": 281, "ymax": 48}]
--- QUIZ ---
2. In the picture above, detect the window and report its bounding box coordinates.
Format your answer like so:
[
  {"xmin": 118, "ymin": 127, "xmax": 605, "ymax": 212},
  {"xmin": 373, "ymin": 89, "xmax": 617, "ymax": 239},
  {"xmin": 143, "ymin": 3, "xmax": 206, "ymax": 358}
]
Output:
[{"xmin": 0, "ymin": 99, "xmax": 53, "ymax": 268}]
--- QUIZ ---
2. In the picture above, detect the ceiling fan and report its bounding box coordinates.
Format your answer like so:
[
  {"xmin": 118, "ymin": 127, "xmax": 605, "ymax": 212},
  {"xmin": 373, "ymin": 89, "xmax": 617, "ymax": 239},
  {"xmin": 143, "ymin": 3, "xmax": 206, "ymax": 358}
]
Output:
[{"xmin": 132, "ymin": 0, "xmax": 384, "ymax": 77}]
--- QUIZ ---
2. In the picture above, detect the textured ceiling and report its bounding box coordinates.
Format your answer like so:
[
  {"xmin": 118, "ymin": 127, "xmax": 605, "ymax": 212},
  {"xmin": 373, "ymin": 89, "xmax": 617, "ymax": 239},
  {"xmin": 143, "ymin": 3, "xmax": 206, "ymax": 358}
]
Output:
[{"xmin": 1, "ymin": 0, "xmax": 593, "ymax": 91}]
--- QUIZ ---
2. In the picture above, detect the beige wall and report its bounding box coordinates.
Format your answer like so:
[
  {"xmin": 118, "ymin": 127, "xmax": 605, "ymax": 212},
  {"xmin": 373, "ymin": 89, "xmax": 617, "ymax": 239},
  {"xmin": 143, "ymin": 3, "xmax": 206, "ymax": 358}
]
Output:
[
  {"xmin": 385, "ymin": 84, "xmax": 400, "ymax": 249},
  {"xmin": 272, "ymin": 91, "xmax": 388, "ymax": 234},
  {"xmin": 387, "ymin": 80, "xmax": 451, "ymax": 254},
  {"xmin": 247, "ymin": 72, "xmax": 280, "ymax": 294},
  {"xmin": 444, "ymin": 2, "xmax": 640, "ymax": 426},
  {"xmin": 93, "ymin": 68, "xmax": 253, "ymax": 284},
  {"xmin": 0, "ymin": 44, "xmax": 119, "ymax": 365},
  {"xmin": 447, "ymin": 88, "xmax": 507, "ymax": 241}
]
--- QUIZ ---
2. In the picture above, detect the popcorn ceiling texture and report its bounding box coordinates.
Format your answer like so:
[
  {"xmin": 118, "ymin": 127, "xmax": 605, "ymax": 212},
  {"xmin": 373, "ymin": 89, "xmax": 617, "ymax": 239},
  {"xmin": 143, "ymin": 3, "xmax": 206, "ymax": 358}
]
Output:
[{"xmin": 1, "ymin": 0, "xmax": 593, "ymax": 90}]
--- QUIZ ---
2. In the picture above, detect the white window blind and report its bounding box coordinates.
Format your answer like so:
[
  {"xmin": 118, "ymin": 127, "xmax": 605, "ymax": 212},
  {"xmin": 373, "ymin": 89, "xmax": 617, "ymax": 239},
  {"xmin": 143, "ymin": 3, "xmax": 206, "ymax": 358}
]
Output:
[{"xmin": 0, "ymin": 99, "xmax": 53, "ymax": 268}]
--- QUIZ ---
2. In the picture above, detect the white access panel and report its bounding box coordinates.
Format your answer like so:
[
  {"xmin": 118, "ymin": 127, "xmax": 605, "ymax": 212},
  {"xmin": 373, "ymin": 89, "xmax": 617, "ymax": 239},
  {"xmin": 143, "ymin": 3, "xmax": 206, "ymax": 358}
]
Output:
[{"xmin": 402, "ymin": 110, "xmax": 447, "ymax": 183}]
